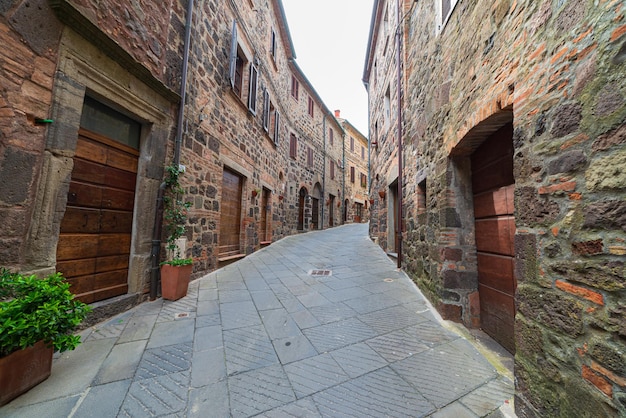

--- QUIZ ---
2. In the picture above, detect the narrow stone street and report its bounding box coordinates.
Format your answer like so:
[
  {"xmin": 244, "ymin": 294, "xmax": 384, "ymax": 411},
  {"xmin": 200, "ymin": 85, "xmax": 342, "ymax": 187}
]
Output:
[{"xmin": 3, "ymin": 223, "xmax": 514, "ymax": 417}]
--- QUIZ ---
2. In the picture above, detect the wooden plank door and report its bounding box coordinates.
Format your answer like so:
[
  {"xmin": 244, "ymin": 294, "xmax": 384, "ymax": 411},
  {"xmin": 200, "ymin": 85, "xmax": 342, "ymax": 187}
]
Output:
[
  {"xmin": 311, "ymin": 197, "xmax": 319, "ymax": 230},
  {"xmin": 329, "ymin": 196, "xmax": 334, "ymax": 227},
  {"xmin": 56, "ymin": 129, "xmax": 138, "ymax": 303},
  {"xmin": 219, "ymin": 168, "xmax": 242, "ymax": 256},
  {"xmin": 298, "ymin": 189, "xmax": 305, "ymax": 231},
  {"xmin": 471, "ymin": 123, "xmax": 516, "ymax": 354},
  {"xmin": 260, "ymin": 188, "xmax": 270, "ymax": 242}
]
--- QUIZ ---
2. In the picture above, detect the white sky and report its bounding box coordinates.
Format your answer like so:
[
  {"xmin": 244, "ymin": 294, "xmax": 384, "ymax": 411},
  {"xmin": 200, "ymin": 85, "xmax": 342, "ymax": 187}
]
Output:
[{"xmin": 281, "ymin": 0, "xmax": 375, "ymax": 137}]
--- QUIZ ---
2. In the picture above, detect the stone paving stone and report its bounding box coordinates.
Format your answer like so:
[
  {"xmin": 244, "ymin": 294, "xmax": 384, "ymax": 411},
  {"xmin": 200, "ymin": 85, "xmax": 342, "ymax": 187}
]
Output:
[
  {"xmin": 261, "ymin": 308, "xmax": 302, "ymax": 340},
  {"xmin": 365, "ymin": 329, "xmax": 430, "ymax": 362},
  {"xmin": 318, "ymin": 277, "xmax": 360, "ymax": 291},
  {"xmin": 272, "ymin": 334, "xmax": 318, "ymax": 364},
  {"xmin": 403, "ymin": 320, "xmax": 460, "ymax": 346},
  {"xmin": 119, "ymin": 370, "xmax": 190, "ymax": 416},
  {"xmin": 93, "ymin": 340, "xmax": 147, "ymax": 385},
  {"xmin": 342, "ymin": 293, "xmax": 401, "ymax": 314},
  {"xmin": 257, "ymin": 398, "xmax": 322, "ymax": 417},
  {"xmin": 117, "ymin": 313, "xmax": 157, "ymax": 344},
  {"xmin": 429, "ymin": 401, "xmax": 479, "ymax": 418},
  {"xmin": 196, "ymin": 299, "xmax": 219, "ymax": 316},
  {"xmin": 284, "ymin": 353, "xmax": 350, "ymax": 398},
  {"xmin": 188, "ymin": 380, "xmax": 230, "ymax": 418},
  {"xmin": 290, "ymin": 308, "xmax": 321, "ymax": 329},
  {"xmin": 193, "ymin": 325, "xmax": 223, "ymax": 351},
  {"xmin": 459, "ymin": 375, "xmax": 514, "ymax": 416},
  {"xmin": 329, "ymin": 342, "xmax": 388, "ymax": 378},
  {"xmin": 219, "ymin": 289, "xmax": 252, "ymax": 303},
  {"xmin": 220, "ymin": 301, "xmax": 262, "ymax": 330},
  {"xmin": 303, "ymin": 317, "xmax": 378, "ymax": 352},
  {"xmin": 244, "ymin": 276, "xmax": 270, "ymax": 291},
  {"xmin": 228, "ymin": 364, "xmax": 296, "ymax": 417},
  {"xmin": 135, "ymin": 342, "xmax": 193, "ymax": 380},
  {"xmin": 198, "ymin": 288, "xmax": 218, "ymax": 301},
  {"xmin": 195, "ymin": 313, "xmax": 221, "ymax": 328},
  {"xmin": 86, "ymin": 313, "xmax": 131, "ymax": 341},
  {"xmin": 312, "ymin": 366, "xmax": 435, "ymax": 417},
  {"xmin": 391, "ymin": 342, "xmax": 497, "ymax": 408},
  {"xmin": 223, "ymin": 325, "xmax": 279, "ymax": 375},
  {"xmin": 191, "ymin": 347, "xmax": 227, "ymax": 388},
  {"xmin": 74, "ymin": 380, "xmax": 132, "ymax": 417},
  {"xmin": 157, "ymin": 297, "xmax": 198, "ymax": 323},
  {"xmin": 2, "ymin": 395, "xmax": 82, "ymax": 418},
  {"xmin": 320, "ymin": 286, "xmax": 371, "ymax": 303},
  {"xmin": 218, "ymin": 280, "xmax": 247, "ymax": 291},
  {"xmin": 251, "ymin": 290, "xmax": 283, "ymax": 310},
  {"xmin": 146, "ymin": 318, "xmax": 195, "ymax": 349},
  {"xmin": 359, "ymin": 304, "xmax": 429, "ymax": 334},
  {"xmin": 308, "ymin": 302, "xmax": 357, "ymax": 324}
]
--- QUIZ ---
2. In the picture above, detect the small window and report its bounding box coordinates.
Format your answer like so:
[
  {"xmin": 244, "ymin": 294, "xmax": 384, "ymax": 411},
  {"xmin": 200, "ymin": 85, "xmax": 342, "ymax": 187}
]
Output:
[
  {"xmin": 289, "ymin": 133, "xmax": 297, "ymax": 159},
  {"xmin": 329, "ymin": 128, "xmax": 334, "ymax": 146},
  {"xmin": 361, "ymin": 146, "xmax": 365, "ymax": 160},
  {"xmin": 360, "ymin": 173, "xmax": 367, "ymax": 188},
  {"xmin": 384, "ymin": 86, "xmax": 391, "ymax": 126},
  {"xmin": 307, "ymin": 146, "xmax": 313, "ymax": 167},
  {"xmin": 330, "ymin": 160, "xmax": 335, "ymax": 179},
  {"xmin": 350, "ymin": 166, "xmax": 355, "ymax": 183},
  {"xmin": 80, "ymin": 96, "xmax": 141, "ymax": 149},
  {"xmin": 248, "ymin": 61, "xmax": 258, "ymax": 114},
  {"xmin": 418, "ymin": 179, "xmax": 427, "ymax": 216},
  {"xmin": 273, "ymin": 111, "xmax": 280, "ymax": 145},
  {"xmin": 438, "ymin": 0, "xmax": 459, "ymax": 31},
  {"xmin": 308, "ymin": 96, "xmax": 314, "ymax": 117},
  {"xmin": 263, "ymin": 89, "xmax": 270, "ymax": 131},
  {"xmin": 350, "ymin": 136, "xmax": 354, "ymax": 152},
  {"xmin": 270, "ymin": 29, "xmax": 277, "ymax": 59},
  {"xmin": 291, "ymin": 75, "xmax": 299, "ymax": 100}
]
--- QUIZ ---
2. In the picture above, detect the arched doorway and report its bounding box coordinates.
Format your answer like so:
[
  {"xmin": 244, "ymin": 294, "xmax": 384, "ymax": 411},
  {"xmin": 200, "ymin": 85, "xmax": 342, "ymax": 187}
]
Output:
[{"xmin": 311, "ymin": 183, "xmax": 322, "ymax": 230}]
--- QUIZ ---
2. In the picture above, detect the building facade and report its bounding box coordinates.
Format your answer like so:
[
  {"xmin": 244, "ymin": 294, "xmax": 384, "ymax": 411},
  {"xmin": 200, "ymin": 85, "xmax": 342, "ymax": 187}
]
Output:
[
  {"xmin": 365, "ymin": 0, "xmax": 626, "ymax": 416},
  {"xmin": 1, "ymin": 0, "xmax": 351, "ymax": 316}
]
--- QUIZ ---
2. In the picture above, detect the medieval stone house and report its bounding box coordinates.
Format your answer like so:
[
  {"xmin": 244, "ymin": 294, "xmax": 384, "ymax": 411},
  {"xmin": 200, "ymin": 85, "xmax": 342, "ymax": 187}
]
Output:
[
  {"xmin": 365, "ymin": 0, "xmax": 626, "ymax": 415},
  {"xmin": 0, "ymin": 0, "xmax": 361, "ymax": 316}
]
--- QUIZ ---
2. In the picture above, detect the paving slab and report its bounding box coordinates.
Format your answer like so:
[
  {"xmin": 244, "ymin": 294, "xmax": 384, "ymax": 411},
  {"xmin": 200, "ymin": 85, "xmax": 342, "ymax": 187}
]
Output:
[{"xmin": 1, "ymin": 223, "xmax": 515, "ymax": 417}]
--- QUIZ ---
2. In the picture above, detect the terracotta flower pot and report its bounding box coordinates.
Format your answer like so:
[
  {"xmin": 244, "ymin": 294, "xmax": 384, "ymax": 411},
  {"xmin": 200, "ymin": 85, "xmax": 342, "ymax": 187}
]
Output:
[
  {"xmin": 0, "ymin": 341, "xmax": 53, "ymax": 406},
  {"xmin": 161, "ymin": 264, "xmax": 193, "ymax": 301},
  {"xmin": 378, "ymin": 190, "xmax": 386, "ymax": 199}
]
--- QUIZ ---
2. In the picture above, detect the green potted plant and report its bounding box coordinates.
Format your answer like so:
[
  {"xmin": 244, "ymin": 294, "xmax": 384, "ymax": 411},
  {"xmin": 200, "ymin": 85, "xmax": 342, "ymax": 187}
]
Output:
[
  {"xmin": 0, "ymin": 268, "xmax": 91, "ymax": 406},
  {"xmin": 160, "ymin": 163, "xmax": 193, "ymax": 300}
]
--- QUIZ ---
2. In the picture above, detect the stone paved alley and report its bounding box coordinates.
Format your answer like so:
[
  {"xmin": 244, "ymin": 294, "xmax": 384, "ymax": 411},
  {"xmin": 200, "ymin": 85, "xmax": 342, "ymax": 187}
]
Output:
[{"xmin": 3, "ymin": 223, "xmax": 514, "ymax": 417}]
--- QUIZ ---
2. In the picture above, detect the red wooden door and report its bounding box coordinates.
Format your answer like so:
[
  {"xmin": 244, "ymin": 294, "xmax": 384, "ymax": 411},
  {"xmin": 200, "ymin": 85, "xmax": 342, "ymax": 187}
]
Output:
[
  {"xmin": 56, "ymin": 129, "xmax": 137, "ymax": 303},
  {"xmin": 219, "ymin": 169, "xmax": 243, "ymax": 256},
  {"xmin": 472, "ymin": 123, "xmax": 515, "ymax": 353}
]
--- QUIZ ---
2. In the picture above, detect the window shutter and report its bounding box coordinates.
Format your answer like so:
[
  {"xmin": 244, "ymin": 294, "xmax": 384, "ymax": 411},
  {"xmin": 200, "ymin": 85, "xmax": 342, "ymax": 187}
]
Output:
[
  {"xmin": 263, "ymin": 89, "xmax": 270, "ymax": 132},
  {"xmin": 229, "ymin": 20, "xmax": 238, "ymax": 89},
  {"xmin": 248, "ymin": 62, "xmax": 258, "ymax": 114},
  {"xmin": 274, "ymin": 111, "xmax": 280, "ymax": 145}
]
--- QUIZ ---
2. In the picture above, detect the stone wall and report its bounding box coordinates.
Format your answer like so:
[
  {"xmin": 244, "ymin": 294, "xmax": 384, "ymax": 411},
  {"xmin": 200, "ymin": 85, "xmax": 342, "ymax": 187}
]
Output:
[{"xmin": 395, "ymin": 0, "xmax": 626, "ymax": 415}]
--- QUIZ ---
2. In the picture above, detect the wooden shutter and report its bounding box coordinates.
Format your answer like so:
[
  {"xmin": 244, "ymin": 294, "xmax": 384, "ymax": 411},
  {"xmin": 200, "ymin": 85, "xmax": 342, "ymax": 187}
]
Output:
[
  {"xmin": 274, "ymin": 111, "xmax": 280, "ymax": 145},
  {"xmin": 248, "ymin": 62, "xmax": 258, "ymax": 114},
  {"xmin": 263, "ymin": 89, "xmax": 270, "ymax": 132},
  {"xmin": 229, "ymin": 20, "xmax": 238, "ymax": 89}
]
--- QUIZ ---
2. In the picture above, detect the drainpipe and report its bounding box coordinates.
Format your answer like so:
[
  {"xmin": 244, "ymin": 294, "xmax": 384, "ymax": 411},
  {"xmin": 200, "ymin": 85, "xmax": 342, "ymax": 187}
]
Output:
[
  {"xmin": 321, "ymin": 115, "xmax": 326, "ymax": 229},
  {"xmin": 395, "ymin": 0, "xmax": 403, "ymax": 268},
  {"xmin": 342, "ymin": 131, "xmax": 346, "ymax": 225},
  {"xmin": 150, "ymin": 0, "xmax": 194, "ymax": 300}
]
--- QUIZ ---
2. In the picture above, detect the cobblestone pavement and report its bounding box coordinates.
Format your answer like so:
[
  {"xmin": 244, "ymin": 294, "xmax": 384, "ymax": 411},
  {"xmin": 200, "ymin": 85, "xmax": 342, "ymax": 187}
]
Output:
[{"xmin": 2, "ymin": 223, "xmax": 515, "ymax": 417}]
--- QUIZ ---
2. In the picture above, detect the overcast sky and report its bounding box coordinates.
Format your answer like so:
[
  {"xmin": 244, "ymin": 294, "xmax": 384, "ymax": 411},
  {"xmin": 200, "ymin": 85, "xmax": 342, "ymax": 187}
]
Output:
[{"xmin": 281, "ymin": 0, "xmax": 375, "ymax": 136}]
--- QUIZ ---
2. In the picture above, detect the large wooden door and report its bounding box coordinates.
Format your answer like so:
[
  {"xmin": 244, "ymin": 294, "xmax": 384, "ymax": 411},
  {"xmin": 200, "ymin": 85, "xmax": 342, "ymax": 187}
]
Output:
[
  {"xmin": 219, "ymin": 169, "xmax": 242, "ymax": 256},
  {"xmin": 311, "ymin": 197, "xmax": 319, "ymax": 230},
  {"xmin": 56, "ymin": 129, "xmax": 138, "ymax": 303},
  {"xmin": 260, "ymin": 188, "xmax": 270, "ymax": 242},
  {"xmin": 472, "ymin": 123, "xmax": 515, "ymax": 353}
]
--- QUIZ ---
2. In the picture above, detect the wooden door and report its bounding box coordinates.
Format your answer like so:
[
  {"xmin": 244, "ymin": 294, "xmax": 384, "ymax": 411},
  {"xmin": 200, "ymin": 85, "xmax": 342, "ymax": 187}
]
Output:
[
  {"xmin": 56, "ymin": 129, "xmax": 138, "ymax": 303},
  {"xmin": 298, "ymin": 188, "xmax": 305, "ymax": 230},
  {"xmin": 329, "ymin": 196, "xmax": 334, "ymax": 227},
  {"xmin": 311, "ymin": 197, "xmax": 319, "ymax": 230},
  {"xmin": 219, "ymin": 169, "xmax": 242, "ymax": 256},
  {"xmin": 472, "ymin": 123, "xmax": 515, "ymax": 353},
  {"xmin": 260, "ymin": 188, "xmax": 270, "ymax": 242}
]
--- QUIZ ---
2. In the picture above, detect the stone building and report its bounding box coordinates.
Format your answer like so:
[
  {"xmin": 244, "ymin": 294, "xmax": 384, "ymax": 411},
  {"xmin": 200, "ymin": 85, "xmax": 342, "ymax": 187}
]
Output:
[
  {"xmin": 364, "ymin": 0, "xmax": 626, "ymax": 416},
  {"xmin": 1, "ymin": 0, "xmax": 347, "ymax": 314},
  {"xmin": 336, "ymin": 110, "xmax": 370, "ymax": 224}
]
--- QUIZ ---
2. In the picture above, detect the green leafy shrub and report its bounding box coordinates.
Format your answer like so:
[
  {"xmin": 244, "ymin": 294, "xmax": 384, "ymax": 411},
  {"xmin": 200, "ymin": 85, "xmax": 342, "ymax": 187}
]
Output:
[
  {"xmin": 0, "ymin": 268, "xmax": 91, "ymax": 357},
  {"xmin": 163, "ymin": 163, "xmax": 193, "ymax": 263}
]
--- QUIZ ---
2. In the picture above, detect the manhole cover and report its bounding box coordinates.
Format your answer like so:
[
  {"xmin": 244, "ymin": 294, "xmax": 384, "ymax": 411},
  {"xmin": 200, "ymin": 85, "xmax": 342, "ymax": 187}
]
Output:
[
  {"xmin": 383, "ymin": 278, "xmax": 394, "ymax": 282},
  {"xmin": 309, "ymin": 269, "xmax": 332, "ymax": 276}
]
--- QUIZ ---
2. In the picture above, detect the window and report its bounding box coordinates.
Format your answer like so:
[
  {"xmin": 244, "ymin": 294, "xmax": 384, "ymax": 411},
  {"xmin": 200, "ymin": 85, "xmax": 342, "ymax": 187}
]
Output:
[
  {"xmin": 418, "ymin": 179, "xmax": 427, "ymax": 216},
  {"xmin": 384, "ymin": 86, "xmax": 391, "ymax": 126},
  {"xmin": 329, "ymin": 128, "xmax": 334, "ymax": 146},
  {"xmin": 350, "ymin": 166, "xmax": 355, "ymax": 183},
  {"xmin": 273, "ymin": 110, "xmax": 280, "ymax": 145},
  {"xmin": 248, "ymin": 60, "xmax": 258, "ymax": 114},
  {"xmin": 307, "ymin": 146, "xmax": 313, "ymax": 167},
  {"xmin": 360, "ymin": 173, "xmax": 367, "ymax": 188},
  {"xmin": 308, "ymin": 96, "xmax": 314, "ymax": 117},
  {"xmin": 270, "ymin": 29, "xmax": 277, "ymax": 60},
  {"xmin": 438, "ymin": 0, "xmax": 459, "ymax": 31},
  {"xmin": 350, "ymin": 136, "xmax": 354, "ymax": 152},
  {"xmin": 263, "ymin": 89, "xmax": 270, "ymax": 131},
  {"xmin": 361, "ymin": 146, "xmax": 365, "ymax": 160},
  {"xmin": 330, "ymin": 160, "xmax": 335, "ymax": 179},
  {"xmin": 289, "ymin": 133, "xmax": 297, "ymax": 159},
  {"xmin": 291, "ymin": 75, "xmax": 299, "ymax": 100}
]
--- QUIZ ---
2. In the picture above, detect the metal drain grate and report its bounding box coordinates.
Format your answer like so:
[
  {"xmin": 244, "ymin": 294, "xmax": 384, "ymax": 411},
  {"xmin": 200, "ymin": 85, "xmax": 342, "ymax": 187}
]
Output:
[{"xmin": 309, "ymin": 269, "xmax": 332, "ymax": 276}]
